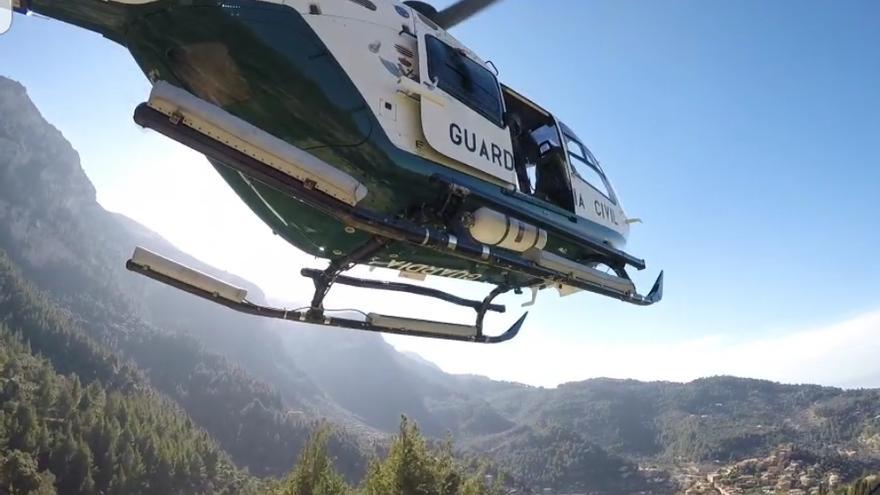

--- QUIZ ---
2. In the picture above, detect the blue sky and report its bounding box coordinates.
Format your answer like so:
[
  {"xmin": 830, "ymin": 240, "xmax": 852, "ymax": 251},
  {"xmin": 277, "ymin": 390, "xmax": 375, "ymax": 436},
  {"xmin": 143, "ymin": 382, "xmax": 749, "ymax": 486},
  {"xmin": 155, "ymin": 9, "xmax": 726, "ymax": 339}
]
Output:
[{"xmin": 1, "ymin": 1, "xmax": 878, "ymax": 386}]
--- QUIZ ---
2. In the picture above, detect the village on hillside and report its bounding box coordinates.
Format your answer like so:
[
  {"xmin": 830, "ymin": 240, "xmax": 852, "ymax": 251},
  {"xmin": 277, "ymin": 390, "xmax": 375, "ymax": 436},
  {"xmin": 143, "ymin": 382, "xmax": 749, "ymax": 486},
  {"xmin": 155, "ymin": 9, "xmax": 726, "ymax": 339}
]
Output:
[{"xmin": 679, "ymin": 445, "xmax": 860, "ymax": 495}]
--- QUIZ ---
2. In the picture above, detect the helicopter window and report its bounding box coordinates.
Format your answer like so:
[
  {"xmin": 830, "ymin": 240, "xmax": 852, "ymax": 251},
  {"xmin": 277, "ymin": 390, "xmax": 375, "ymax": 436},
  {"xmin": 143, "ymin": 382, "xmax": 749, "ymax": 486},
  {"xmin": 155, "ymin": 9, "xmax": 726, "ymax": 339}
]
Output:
[
  {"xmin": 566, "ymin": 136, "xmax": 587, "ymax": 161},
  {"xmin": 573, "ymin": 159, "xmax": 612, "ymax": 199},
  {"xmin": 425, "ymin": 36, "xmax": 504, "ymax": 126},
  {"xmin": 565, "ymin": 134, "xmax": 614, "ymax": 202}
]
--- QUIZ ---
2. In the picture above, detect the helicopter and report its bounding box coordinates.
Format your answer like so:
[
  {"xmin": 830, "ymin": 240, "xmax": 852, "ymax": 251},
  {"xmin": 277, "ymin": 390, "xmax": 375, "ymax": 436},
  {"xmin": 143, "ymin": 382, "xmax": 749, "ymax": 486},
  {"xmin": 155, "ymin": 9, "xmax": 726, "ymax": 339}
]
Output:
[{"xmin": 11, "ymin": 0, "xmax": 663, "ymax": 343}]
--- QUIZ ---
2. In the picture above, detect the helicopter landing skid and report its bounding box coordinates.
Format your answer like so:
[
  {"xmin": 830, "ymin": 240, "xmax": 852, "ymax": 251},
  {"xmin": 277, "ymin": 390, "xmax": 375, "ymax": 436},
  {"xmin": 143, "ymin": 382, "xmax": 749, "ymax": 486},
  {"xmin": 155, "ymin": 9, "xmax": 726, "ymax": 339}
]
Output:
[{"xmin": 126, "ymin": 245, "xmax": 526, "ymax": 343}]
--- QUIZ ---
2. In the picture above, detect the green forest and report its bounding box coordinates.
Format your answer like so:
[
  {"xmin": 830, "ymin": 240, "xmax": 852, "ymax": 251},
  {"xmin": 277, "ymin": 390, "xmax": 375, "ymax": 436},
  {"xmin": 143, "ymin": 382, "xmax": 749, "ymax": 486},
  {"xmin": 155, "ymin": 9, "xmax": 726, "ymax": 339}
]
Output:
[
  {"xmin": 0, "ymin": 322, "xmax": 506, "ymax": 495},
  {"xmin": 0, "ymin": 324, "xmax": 257, "ymax": 494},
  {"xmin": 267, "ymin": 420, "xmax": 503, "ymax": 495},
  {"xmin": 0, "ymin": 256, "xmax": 500, "ymax": 495}
]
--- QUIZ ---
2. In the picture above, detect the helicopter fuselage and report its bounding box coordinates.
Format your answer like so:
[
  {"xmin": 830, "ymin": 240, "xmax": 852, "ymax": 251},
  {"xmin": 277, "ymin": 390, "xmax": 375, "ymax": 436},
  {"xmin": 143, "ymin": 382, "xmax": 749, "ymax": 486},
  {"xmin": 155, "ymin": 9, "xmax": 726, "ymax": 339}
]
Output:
[{"xmin": 21, "ymin": 0, "xmax": 640, "ymax": 291}]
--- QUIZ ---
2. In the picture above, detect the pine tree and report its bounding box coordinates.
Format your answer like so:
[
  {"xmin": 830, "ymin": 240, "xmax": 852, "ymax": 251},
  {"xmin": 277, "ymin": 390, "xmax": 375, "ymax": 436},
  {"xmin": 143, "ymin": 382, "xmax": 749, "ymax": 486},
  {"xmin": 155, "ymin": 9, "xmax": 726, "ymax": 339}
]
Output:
[
  {"xmin": 273, "ymin": 426, "xmax": 351, "ymax": 495},
  {"xmin": 360, "ymin": 417, "xmax": 502, "ymax": 495},
  {"xmin": 89, "ymin": 418, "xmax": 118, "ymax": 494},
  {"xmin": 8, "ymin": 403, "xmax": 39, "ymax": 453},
  {"xmin": 1, "ymin": 450, "xmax": 55, "ymax": 494},
  {"xmin": 35, "ymin": 368, "xmax": 56, "ymax": 413},
  {"xmin": 66, "ymin": 437, "xmax": 97, "ymax": 495}
]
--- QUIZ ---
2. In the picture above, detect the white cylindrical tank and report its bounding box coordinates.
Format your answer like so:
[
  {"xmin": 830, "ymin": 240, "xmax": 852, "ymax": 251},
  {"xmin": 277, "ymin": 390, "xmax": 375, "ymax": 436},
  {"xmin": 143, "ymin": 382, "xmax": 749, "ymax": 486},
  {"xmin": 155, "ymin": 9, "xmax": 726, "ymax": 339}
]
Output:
[{"xmin": 467, "ymin": 207, "xmax": 548, "ymax": 252}]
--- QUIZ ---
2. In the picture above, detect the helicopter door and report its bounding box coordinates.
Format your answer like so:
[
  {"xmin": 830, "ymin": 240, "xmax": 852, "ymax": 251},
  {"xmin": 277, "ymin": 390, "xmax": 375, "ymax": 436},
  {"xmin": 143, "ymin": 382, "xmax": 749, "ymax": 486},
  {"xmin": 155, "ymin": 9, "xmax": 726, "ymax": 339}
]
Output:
[{"xmin": 412, "ymin": 19, "xmax": 517, "ymax": 185}]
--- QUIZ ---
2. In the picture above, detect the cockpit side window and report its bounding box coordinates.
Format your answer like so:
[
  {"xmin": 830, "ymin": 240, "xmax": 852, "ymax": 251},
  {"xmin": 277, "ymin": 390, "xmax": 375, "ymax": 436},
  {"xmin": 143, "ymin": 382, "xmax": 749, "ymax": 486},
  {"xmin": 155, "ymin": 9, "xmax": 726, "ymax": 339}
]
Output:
[
  {"xmin": 425, "ymin": 36, "xmax": 504, "ymax": 127},
  {"xmin": 565, "ymin": 136, "xmax": 587, "ymax": 161},
  {"xmin": 565, "ymin": 134, "xmax": 616, "ymax": 203}
]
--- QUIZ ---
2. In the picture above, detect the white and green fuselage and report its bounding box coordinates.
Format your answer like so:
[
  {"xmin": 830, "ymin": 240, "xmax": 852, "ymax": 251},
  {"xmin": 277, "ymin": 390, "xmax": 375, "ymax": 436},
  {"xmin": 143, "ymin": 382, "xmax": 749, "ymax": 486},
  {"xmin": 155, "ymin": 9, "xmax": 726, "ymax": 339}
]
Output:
[{"xmin": 17, "ymin": 0, "xmax": 657, "ymax": 305}]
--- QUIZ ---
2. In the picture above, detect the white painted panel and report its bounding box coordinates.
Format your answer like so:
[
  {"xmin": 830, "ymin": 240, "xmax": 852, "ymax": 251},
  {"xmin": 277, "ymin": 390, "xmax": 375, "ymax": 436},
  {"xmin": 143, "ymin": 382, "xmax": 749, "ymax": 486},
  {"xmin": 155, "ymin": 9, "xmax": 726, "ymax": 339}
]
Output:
[
  {"xmin": 298, "ymin": 3, "xmax": 517, "ymax": 185},
  {"xmin": 414, "ymin": 15, "xmax": 517, "ymax": 185},
  {"xmin": 572, "ymin": 179, "xmax": 629, "ymax": 244},
  {"xmin": 563, "ymin": 131, "xmax": 630, "ymax": 243},
  {"xmin": 419, "ymin": 95, "xmax": 517, "ymax": 184}
]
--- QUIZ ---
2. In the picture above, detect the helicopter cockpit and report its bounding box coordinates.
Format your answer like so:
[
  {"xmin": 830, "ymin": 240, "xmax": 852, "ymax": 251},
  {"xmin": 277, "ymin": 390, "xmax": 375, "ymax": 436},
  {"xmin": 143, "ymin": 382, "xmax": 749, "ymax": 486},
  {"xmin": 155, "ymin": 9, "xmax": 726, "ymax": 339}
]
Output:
[{"xmin": 559, "ymin": 123, "xmax": 619, "ymax": 206}]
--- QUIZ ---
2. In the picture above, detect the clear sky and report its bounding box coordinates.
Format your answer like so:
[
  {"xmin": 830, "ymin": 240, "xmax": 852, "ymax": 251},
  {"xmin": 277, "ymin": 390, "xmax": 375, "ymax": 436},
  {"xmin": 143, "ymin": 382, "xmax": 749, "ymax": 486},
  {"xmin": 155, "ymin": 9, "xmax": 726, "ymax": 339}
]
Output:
[{"xmin": 1, "ymin": 0, "xmax": 878, "ymax": 388}]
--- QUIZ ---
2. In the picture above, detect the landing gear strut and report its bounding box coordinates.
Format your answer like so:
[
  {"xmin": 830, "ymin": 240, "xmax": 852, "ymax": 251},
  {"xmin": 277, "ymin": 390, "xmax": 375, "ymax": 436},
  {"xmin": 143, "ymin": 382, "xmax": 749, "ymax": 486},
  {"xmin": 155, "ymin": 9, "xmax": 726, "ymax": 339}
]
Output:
[
  {"xmin": 305, "ymin": 237, "xmax": 389, "ymax": 321},
  {"xmin": 294, "ymin": 236, "xmax": 526, "ymax": 342}
]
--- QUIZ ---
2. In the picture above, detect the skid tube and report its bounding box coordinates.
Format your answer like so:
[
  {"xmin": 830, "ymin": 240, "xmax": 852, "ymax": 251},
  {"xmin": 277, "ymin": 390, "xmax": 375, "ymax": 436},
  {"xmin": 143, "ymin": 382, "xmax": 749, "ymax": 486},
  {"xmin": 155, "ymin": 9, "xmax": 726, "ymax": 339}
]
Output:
[
  {"xmin": 133, "ymin": 90, "xmax": 662, "ymax": 306},
  {"xmin": 126, "ymin": 246, "xmax": 526, "ymax": 344}
]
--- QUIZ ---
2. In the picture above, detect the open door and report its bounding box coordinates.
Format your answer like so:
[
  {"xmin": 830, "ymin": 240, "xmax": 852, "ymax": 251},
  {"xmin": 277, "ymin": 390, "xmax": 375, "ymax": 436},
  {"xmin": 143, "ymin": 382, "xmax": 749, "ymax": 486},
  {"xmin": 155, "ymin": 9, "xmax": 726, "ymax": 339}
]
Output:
[
  {"xmin": 500, "ymin": 85, "xmax": 577, "ymax": 212},
  {"xmin": 412, "ymin": 17, "xmax": 517, "ymax": 185}
]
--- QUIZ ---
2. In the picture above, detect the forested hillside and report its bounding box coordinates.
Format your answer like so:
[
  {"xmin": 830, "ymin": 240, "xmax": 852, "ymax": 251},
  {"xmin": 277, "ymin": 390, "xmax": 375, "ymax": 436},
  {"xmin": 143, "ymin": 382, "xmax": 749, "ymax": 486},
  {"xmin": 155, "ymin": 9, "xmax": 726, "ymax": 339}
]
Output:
[
  {"xmin": 0, "ymin": 258, "xmax": 258, "ymax": 494},
  {"xmin": 0, "ymin": 237, "xmax": 368, "ymax": 478},
  {"xmin": 0, "ymin": 75, "xmax": 370, "ymax": 480},
  {"xmin": 468, "ymin": 376, "xmax": 880, "ymax": 463}
]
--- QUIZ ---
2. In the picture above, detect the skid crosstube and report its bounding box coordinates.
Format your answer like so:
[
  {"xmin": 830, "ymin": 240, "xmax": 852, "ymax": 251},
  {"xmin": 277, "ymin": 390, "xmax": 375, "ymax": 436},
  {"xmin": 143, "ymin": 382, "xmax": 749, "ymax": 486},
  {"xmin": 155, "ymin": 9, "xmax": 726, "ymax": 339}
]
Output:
[
  {"xmin": 125, "ymin": 256, "xmax": 526, "ymax": 344},
  {"xmin": 133, "ymin": 101, "xmax": 663, "ymax": 307}
]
